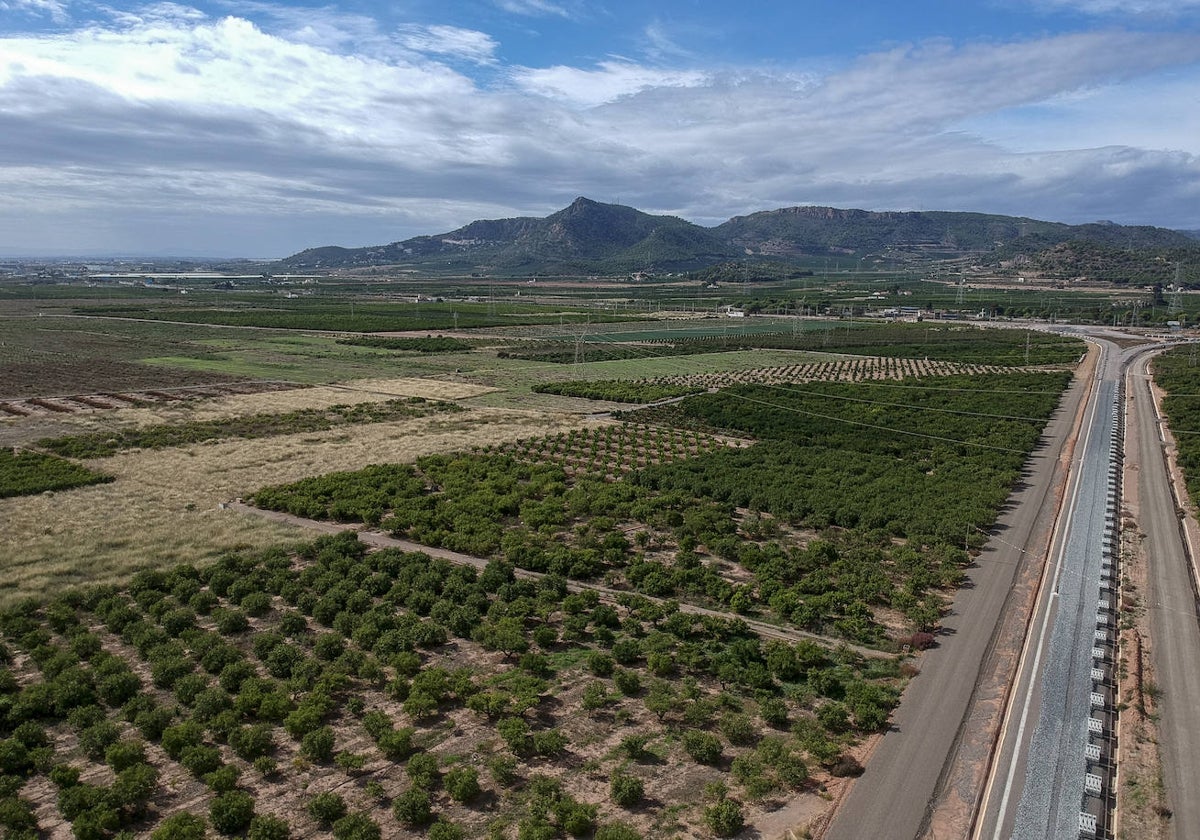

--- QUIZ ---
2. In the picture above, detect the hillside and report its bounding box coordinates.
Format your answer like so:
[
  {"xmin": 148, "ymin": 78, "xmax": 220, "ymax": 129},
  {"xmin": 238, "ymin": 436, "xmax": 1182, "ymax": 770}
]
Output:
[
  {"xmin": 282, "ymin": 198, "xmax": 736, "ymax": 272},
  {"xmin": 280, "ymin": 199, "xmax": 1200, "ymax": 275}
]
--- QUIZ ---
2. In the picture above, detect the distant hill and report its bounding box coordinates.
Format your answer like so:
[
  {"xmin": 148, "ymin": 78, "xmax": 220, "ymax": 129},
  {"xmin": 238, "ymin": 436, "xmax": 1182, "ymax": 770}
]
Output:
[
  {"xmin": 280, "ymin": 198, "xmax": 1200, "ymax": 274},
  {"xmin": 283, "ymin": 197, "xmax": 736, "ymax": 272}
]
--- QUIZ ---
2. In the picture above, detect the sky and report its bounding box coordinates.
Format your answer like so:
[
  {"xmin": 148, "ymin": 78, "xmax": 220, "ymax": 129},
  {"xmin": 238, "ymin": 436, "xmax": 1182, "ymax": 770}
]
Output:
[{"xmin": 1, "ymin": 1, "xmax": 1199, "ymax": 257}]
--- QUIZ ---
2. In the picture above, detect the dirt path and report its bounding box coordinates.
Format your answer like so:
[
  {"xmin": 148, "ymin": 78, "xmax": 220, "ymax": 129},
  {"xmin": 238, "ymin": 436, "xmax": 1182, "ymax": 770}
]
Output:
[{"xmin": 229, "ymin": 501, "xmax": 891, "ymax": 659}]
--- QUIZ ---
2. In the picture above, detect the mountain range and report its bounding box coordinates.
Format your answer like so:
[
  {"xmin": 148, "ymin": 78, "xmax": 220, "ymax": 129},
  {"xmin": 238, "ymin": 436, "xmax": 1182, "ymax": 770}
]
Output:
[{"xmin": 280, "ymin": 197, "xmax": 1200, "ymax": 275}]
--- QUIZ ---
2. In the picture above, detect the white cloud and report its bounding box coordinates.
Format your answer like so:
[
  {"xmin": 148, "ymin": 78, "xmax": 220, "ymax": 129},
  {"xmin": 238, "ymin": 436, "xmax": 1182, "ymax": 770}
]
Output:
[
  {"xmin": 1029, "ymin": 0, "xmax": 1200, "ymax": 14},
  {"xmin": 397, "ymin": 24, "xmax": 498, "ymax": 64},
  {"xmin": 1, "ymin": 15, "xmax": 1199, "ymax": 255},
  {"xmin": 0, "ymin": 0, "xmax": 69, "ymax": 22},
  {"xmin": 493, "ymin": 0, "xmax": 570, "ymax": 18},
  {"xmin": 513, "ymin": 61, "xmax": 709, "ymax": 107}
]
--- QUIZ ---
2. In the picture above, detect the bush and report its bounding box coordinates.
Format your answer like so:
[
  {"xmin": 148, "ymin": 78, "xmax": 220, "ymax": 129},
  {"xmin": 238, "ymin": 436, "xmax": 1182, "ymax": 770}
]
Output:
[
  {"xmin": 704, "ymin": 798, "xmax": 744, "ymax": 837},
  {"xmin": 595, "ymin": 823, "xmax": 643, "ymax": 840},
  {"xmin": 610, "ymin": 773, "xmax": 643, "ymax": 808},
  {"xmin": 0, "ymin": 741, "xmax": 31, "ymax": 776},
  {"xmin": 240, "ymin": 592, "xmax": 273, "ymax": 618},
  {"xmin": 586, "ymin": 651, "xmax": 614, "ymax": 677},
  {"xmin": 719, "ymin": 713, "xmax": 758, "ymax": 746},
  {"xmin": 682, "ymin": 730, "xmax": 723, "ymax": 765},
  {"xmin": 210, "ymin": 790, "xmax": 255, "ymax": 835},
  {"xmin": 134, "ymin": 706, "xmax": 175, "ymax": 742},
  {"xmin": 215, "ymin": 609, "xmax": 250, "ymax": 635},
  {"xmin": 205, "ymin": 764, "xmax": 241, "ymax": 793},
  {"xmin": 181, "ymin": 745, "xmax": 223, "ymax": 778},
  {"xmin": 406, "ymin": 752, "xmax": 439, "ymax": 790},
  {"xmin": 444, "ymin": 765, "xmax": 480, "ymax": 803},
  {"xmin": 428, "ymin": 818, "xmax": 465, "ymax": 840},
  {"xmin": 332, "ymin": 812, "xmax": 381, "ymax": 840},
  {"xmin": 308, "ymin": 791, "xmax": 347, "ymax": 825},
  {"xmin": 110, "ymin": 762, "xmax": 158, "ymax": 813},
  {"xmin": 378, "ymin": 728, "xmax": 415, "ymax": 761},
  {"xmin": 613, "ymin": 669, "xmax": 641, "ymax": 696},
  {"xmin": 392, "ymin": 787, "xmax": 432, "ymax": 827},
  {"xmin": 247, "ymin": 813, "xmax": 291, "ymax": 840},
  {"xmin": 488, "ymin": 754, "xmax": 517, "ymax": 786},
  {"xmin": 78, "ymin": 721, "xmax": 122, "ymax": 761},
  {"xmin": 301, "ymin": 726, "xmax": 336, "ymax": 763},
  {"xmin": 104, "ymin": 740, "xmax": 147, "ymax": 772},
  {"xmin": 230, "ymin": 723, "xmax": 275, "ymax": 761},
  {"xmin": 151, "ymin": 812, "xmax": 207, "ymax": 840}
]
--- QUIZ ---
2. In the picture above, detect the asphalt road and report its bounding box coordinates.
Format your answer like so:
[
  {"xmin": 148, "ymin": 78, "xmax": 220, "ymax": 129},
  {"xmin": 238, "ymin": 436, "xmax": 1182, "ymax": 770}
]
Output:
[
  {"xmin": 824, "ymin": 349, "xmax": 1091, "ymax": 840},
  {"xmin": 973, "ymin": 338, "xmax": 1120, "ymax": 839},
  {"xmin": 1006, "ymin": 367, "xmax": 1116, "ymax": 838},
  {"xmin": 1129, "ymin": 350, "xmax": 1200, "ymax": 840}
]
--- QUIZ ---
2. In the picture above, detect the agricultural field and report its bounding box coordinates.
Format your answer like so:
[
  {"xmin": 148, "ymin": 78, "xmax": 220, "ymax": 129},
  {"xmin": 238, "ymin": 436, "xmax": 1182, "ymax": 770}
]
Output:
[
  {"xmin": 0, "ymin": 287, "xmax": 1087, "ymax": 838},
  {"xmin": 1150, "ymin": 345, "xmax": 1200, "ymax": 507},
  {"xmin": 252, "ymin": 371, "xmax": 1072, "ymax": 647},
  {"xmin": 0, "ymin": 533, "xmax": 897, "ymax": 840},
  {"xmin": 0, "ymin": 450, "xmax": 113, "ymax": 499}
]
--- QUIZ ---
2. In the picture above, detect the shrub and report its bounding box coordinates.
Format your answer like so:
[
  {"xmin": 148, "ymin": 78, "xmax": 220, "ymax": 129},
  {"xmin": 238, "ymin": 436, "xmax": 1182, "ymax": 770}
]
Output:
[
  {"xmin": 314, "ymin": 633, "xmax": 345, "ymax": 661},
  {"xmin": 110, "ymin": 762, "xmax": 158, "ymax": 814},
  {"xmin": 532, "ymin": 728, "xmax": 568, "ymax": 757},
  {"xmin": 497, "ymin": 717, "xmax": 531, "ymax": 756},
  {"xmin": 704, "ymin": 797, "xmax": 744, "ymax": 837},
  {"xmin": 556, "ymin": 800, "xmax": 597, "ymax": 836},
  {"xmin": 392, "ymin": 787, "xmax": 432, "ymax": 827},
  {"xmin": 378, "ymin": 728, "xmax": 415, "ymax": 761},
  {"xmin": 586, "ymin": 651, "xmax": 614, "ymax": 677},
  {"xmin": 719, "ymin": 713, "xmax": 758, "ymax": 747},
  {"xmin": 151, "ymin": 812, "xmax": 207, "ymax": 840},
  {"xmin": 210, "ymin": 790, "xmax": 255, "ymax": 835},
  {"xmin": 682, "ymin": 731, "xmax": 723, "ymax": 765},
  {"xmin": 308, "ymin": 791, "xmax": 348, "ymax": 825},
  {"xmin": 428, "ymin": 818, "xmax": 465, "ymax": 840},
  {"xmin": 181, "ymin": 745, "xmax": 223, "ymax": 778},
  {"xmin": 595, "ymin": 823, "xmax": 643, "ymax": 840},
  {"xmin": 205, "ymin": 764, "xmax": 241, "ymax": 793},
  {"xmin": 247, "ymin": 813, "xmax": 291, "ymax": 840},
  {"xmin": 581, "ymin": 681, "xmax": 609, "ymax": 711},
  {"xmin": 104, "ymin": 740, "xmax": 147, "ymax": 772},
  {"xmin": 488, "ymin": 754, "xmax": 517, "ymax": 786},
  {"xmin": 613, "ymin": 669, "xmax": 641, "ymax": 696},
  {"xmin": 230, "ymin": 723, "xmax": 274, "ymax": 761},
  {"xmin": 79, "ymin": 721, "xmax": 122, "ymax": 761},
  {"xmin": 759, "ymin": 697, "xmax": 788, "ymax": 728},
  {"xmin": 406, "ymin": 752, "xmax": 439, "ymax": 790},
  {"xmin": 240, "ymin": 592, "xmax": 273, "ymax": 618},
  {"xmin": 0, "ymin": 741, "xmax": 31, "ymax": 776},
  {"xmin": 0, "ymin": 796, "xmax": 37, "ymax": 832},
  {"xmin": 97, "ymin": 671, "xmax": 141, "ymax": 707},
  {"xmin": 135, "ymin": 706, "xmax": 175, "ymax": 742},
  {"xmin": 444, "ymin": 765, "xmax": 480, "ymax": 803},
  {"xmin": 301, "ymin": 726, "xmax": 336, "ymax": 763},
  {"xmin": 610, "ymin": 773, "xmax": 643, "ymax": 808},
  {"xmin": 333, "ymin": 812, "xmax": 381, "ymax": 840}
]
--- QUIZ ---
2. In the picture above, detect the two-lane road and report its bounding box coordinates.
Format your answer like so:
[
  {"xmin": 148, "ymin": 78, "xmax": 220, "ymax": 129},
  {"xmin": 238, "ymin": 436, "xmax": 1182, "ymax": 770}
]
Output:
[{"xmin": 1128, "ymin": 349, "xmax": 1200, "ymax": 840}]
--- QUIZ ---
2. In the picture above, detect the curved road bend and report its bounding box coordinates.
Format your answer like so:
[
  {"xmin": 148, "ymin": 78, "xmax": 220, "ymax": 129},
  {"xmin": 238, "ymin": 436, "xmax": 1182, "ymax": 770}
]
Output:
[
  {"xmin": 1129, "ymin": 349, "xmax": 1200, "ymax": 840},
  {"xmin": 824, "ymin": 342, "xmax": 1095, "ymax": 840}
]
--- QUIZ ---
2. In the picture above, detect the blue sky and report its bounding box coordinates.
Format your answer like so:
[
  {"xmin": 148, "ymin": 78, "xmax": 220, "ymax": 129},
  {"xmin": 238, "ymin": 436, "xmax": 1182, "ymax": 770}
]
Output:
[{"xmin": 1, "ymin": 0, "xmax": 1199, "ymax": 256}]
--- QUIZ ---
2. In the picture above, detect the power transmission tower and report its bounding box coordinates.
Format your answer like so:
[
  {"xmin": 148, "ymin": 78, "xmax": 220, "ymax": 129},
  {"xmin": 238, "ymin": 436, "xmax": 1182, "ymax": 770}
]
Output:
[
  {"xmin": 956, "ymin": 279, "xmax": 966, "ymax": 306},
  {"xmin": 1169, "ymin": 262, "xmax": 1184, "ymax": 316}
]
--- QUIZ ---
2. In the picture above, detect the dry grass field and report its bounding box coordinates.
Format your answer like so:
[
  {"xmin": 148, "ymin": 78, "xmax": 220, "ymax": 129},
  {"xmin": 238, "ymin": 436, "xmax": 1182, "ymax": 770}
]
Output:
[{"xmin": 0, "ymin": 404, "xmax": 601, "ymax": 606}]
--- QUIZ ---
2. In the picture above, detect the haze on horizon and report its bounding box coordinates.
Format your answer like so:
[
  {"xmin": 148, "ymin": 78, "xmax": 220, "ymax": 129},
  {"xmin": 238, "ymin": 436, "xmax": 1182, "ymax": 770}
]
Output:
[{"xmin": 2, "ymin": 0, "xmax": 1199, "ymax": 258}]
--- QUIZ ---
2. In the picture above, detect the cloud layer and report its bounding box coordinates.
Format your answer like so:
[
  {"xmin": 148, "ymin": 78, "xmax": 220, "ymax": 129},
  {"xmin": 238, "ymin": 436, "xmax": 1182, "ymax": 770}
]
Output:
[{"xmin": 1, "ymin": 4, "xmax": 1199, "ymax": 255}]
